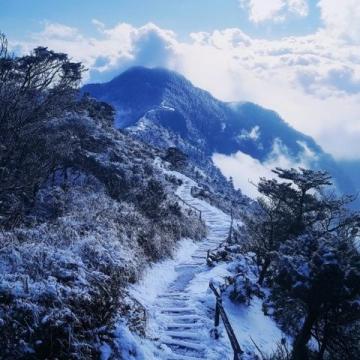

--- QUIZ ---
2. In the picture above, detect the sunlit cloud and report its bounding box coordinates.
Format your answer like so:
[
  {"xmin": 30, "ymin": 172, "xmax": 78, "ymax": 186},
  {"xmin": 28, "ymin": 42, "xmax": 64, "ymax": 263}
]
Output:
[
  {"xmin": 239, "ymin": 0, "xmax": 309, "ymax": 23},
  {"xmin": 318, "ymin": 0, "xmax": 360, "ymax": 43}
]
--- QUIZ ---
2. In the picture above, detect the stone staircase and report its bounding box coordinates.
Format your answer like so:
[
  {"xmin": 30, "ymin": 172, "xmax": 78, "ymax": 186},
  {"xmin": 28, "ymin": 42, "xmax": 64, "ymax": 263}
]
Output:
[{"xmin": 153, "ymin": 178, "xmax": 231, "ymax": 359}]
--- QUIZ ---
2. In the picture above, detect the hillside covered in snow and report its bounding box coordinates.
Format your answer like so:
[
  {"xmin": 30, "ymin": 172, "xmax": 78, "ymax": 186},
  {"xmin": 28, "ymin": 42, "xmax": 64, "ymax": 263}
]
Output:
[
  {"xmin": 0, "ymin": 40, "xmax": 209, "ymax": 359},
  {"xmin": 82, "ymin": 66, "xmax": 356, "ymax": 200},
  {"xmin": 1, "ymin": 34, "xmax": 360, "ymax": 360}
]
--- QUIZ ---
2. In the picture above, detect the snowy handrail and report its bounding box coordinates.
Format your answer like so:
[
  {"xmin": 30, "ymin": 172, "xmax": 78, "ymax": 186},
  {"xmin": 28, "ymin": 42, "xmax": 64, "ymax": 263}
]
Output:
[
  {"xmin": 209, "ymin": 281, "xmax": 243, "ymax": 360},
  {"xmin": 227, "ymin": 208, "xmax": 234, "ymax": 243},
  {"xmin": 173, "ymin": 194, "xmax": 202, "ymax": 220}
]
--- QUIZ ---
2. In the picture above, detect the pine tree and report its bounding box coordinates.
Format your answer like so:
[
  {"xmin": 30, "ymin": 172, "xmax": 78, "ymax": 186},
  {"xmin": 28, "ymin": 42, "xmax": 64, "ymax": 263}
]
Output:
[
  {"xmin": 270, "ymin": 233, "xmax": 360, "ymax": 360},
  {"xmin": 245, "ymin": 167, "xmax": 360, "ymax": 359},
  {"xmin": 0, "ymin": 33, "xmax": 85, "ymax": 228},
  {"xmin": 244, "ymin": 168, "xmax": 334, "ymax": 285}
]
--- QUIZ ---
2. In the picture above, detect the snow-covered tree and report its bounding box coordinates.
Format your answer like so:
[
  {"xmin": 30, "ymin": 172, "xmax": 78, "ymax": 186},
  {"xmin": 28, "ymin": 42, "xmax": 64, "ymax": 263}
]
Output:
[
  {"xmin": 243, "ymin": 168, "xmax": 356, "ymax": 285},
  {"xmin": 245, "ymin": 167, "xmax": 360, "ymax": 359},
  {"xmin": 269, "ymin": 233, "xmax": 360, "ymax": 360},
  {"xmin": 0, "ymin": 33, "xmax": 84, "ymax": 228}
]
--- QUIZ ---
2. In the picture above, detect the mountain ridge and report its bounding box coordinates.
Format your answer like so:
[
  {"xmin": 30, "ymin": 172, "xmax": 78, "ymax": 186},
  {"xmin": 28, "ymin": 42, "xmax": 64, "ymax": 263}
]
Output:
[{"xmin": 82, "ymin": 66, "xmax": 356, "ymax": 198}]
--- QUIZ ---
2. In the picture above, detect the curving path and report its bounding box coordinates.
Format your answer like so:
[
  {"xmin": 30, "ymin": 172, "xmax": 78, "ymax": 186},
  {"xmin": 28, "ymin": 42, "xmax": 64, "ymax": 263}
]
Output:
[
  {"xmin": 130, "ymin": 165, "xmax": 287, "ymax": 359},
  {"xmin": 151, "ymin": 174, "xmax": 232, "ymax": 359}
]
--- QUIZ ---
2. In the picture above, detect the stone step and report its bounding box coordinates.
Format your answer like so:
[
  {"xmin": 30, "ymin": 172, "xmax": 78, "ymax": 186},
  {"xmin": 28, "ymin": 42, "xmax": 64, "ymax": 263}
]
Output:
[
  {"xmin": 162, "ymin": 338, "xmax": 205, "ymax": 352},
  {"xmin": 166, "ymin": 323, "xmax": 204, "ymax": 330},
  {"xmin": 166, "ymin": 353, "xmax": 203, "ymax": 360},
  {"xmin": 175, "ymin": 264, "xmax": 199, "ymax": 270},
  {"xmin": 159, "ymin": 293, "xmax": 190, "ymax": 299},
  {"xmin": 165, "ymin": 331, "xmax": 202, "ymax": 340},
  {"xmin": 168, "ymin": 314, "xmax": 201, "ymax": 322},
  {"xmin": 161, "ymin": 307, "xmax": 195, "ymax": 314}
]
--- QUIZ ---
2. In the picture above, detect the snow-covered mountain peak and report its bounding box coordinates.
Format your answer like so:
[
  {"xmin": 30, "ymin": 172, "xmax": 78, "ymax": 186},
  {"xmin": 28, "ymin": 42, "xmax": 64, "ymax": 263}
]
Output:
[{"xmin": 83, "ymin": 66, "xmax": 357, "ymax": 199}]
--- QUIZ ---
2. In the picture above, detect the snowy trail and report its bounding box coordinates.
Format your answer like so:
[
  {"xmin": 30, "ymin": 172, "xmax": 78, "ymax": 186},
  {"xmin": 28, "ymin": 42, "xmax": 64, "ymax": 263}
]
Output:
[
  {"xmin": 130, "ymin": 169, "xmax": 284, "ymax": 360},
  {"xmin": 154, "ymin": 177, "xmax": 232, "ymax": 359},
  {"xmin": 132, "ymin": 173, "xmax": 234, "ymax": 360}
]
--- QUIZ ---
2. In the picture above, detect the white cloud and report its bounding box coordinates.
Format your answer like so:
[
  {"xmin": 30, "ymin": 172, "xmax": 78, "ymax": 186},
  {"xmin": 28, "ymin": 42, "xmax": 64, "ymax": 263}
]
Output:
[
  {"xmin": 14, "ymin": 22, "xmax": 177, "ymax": 83},
  {"xmin": 213, "ymin": 151, "xmax": 272, "ymax": 198},
  {"xmin": 288, "ymin": 0, "xmax": 309, "ymax": 16},
  {"xmin": 238, "ymin": 126, "xmax": 261, "ymax": 141},
  {"xmin": 318, "ymin": 0, "xmax": 360, "ymax": 43},
  {"xmin": 37, "ymin": 22, "xmax": 81, "ymax": 39},
  {"xmin": 212, "ymin": 138, "xmax": 317, "ymax": 198},
  {"xmin": 240, "ymin": 0, "xmax": 285, "ymax": 23},
  {"xmin": 10, "ymin": 7, "xmax": 360, "ymax": 160},
  {"xmin": 239, "ymin": 0, "xmax": 308, "ymax": 23}
]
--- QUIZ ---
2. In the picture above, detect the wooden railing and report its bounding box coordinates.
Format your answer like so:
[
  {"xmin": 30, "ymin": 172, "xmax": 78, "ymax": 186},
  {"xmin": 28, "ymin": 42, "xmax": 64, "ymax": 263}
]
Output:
[
  {"xmin": 174, "ymin": 193, "xmax": 202, "ymax": 220},
  {"xmin": 227, "ymin": 208, "xmax": 234, "ymax": 243},
  {"xmin": 209, "ymin": 281, "xmax": 243, "ymax": 360}
]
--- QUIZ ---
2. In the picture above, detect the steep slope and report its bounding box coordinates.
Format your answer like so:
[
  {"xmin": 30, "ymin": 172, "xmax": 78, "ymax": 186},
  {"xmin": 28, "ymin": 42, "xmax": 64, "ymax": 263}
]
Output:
[
  {"xmin": 83, "ymin": 67, "xmax": 314, "ymax": 158},
  {"xmin": 0, "ymin": 98, "xmax": 207, "ymax": 359},
  {"xmin": 82, "ymin": 66, "xmax": 355, "ymax": 196}
]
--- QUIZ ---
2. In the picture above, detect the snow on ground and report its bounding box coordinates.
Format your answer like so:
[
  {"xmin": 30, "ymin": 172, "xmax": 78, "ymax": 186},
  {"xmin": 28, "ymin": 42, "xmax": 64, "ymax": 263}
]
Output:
[
  {"xmin": 224, "ymin": 297, "xmax": 284, "ymax": 356},
  {"xmin": 160, "ymin": 101, "xmax": 176, "ymax": 112},
  {"xmin": 122, "ymin": 169, "xmax": 284, "ymax": 359},
  {"xmin": 186, "ymin": 260, "xmax": 284, "ymax": 358},
  {"xmin": 130, "ymin": 239, "xmax": 198, "ymax": 306}
]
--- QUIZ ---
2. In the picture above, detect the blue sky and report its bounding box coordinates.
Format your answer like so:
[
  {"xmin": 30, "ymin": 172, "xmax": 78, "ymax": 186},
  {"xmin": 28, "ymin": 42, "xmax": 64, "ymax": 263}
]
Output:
[
  {"xmin": 2, "ymin": 0, "xmax": 321, "ymax": 40},
  {"xmin": 1, "ymin": 0, "xmax": 360, "ymax": 160}
]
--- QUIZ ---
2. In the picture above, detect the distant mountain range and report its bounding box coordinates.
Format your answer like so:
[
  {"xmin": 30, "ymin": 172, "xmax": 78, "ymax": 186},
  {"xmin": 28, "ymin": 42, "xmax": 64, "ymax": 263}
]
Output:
[{"xmin": 82, "ymin": 66, "xmax": 357, "ymax": 201}]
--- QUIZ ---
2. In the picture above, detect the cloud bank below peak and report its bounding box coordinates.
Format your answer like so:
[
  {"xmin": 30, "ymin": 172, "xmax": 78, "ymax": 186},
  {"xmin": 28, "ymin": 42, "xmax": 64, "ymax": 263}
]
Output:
[{"xmin": 213, "ymin": 138, "xmax": 318, "ymax": 199}]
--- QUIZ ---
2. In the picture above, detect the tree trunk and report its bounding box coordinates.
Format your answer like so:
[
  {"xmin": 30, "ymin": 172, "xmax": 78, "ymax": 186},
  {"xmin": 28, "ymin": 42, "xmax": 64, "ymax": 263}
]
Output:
[
  {"xmin": 292, "ymin": 311, "xmax": 318, "ymax": 360},
  {"xmin": 317, "ymin": 326, "xmax": 329, "ymax": 360},
  {"xmin": 258, "ymin": 256, "xmax": 271, "ymax": 286},
  {"xmin": 317, "ymin": 338, "xmax": 327, "ymax": 360}
]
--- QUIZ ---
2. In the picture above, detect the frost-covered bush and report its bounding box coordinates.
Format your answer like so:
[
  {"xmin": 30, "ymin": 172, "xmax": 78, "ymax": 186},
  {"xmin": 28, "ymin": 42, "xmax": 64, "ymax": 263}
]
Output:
[
  {"xmin": 0, "ymin": 177, "xmax": 205, "ymax": 358},
  {"xmin": 225, "ymin": 274, "xmax": 262, "ymax": 305},
  {"xmin": 221, "ymin": 253, "xmax": 263, "ymax": 305},
  {"xmin": 0, "ymin": 241, "xmax": 122, "ymax": 359},
  {"xmin": 0, "ymin": 37, "xmax": 207, "ymax": 358}
]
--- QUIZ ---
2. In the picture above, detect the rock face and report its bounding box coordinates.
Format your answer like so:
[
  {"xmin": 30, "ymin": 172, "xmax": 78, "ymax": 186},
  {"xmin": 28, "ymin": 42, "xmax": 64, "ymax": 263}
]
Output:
[{"xmin": 83, "ymin": 66, "xmax": 355, "ymax": 198}]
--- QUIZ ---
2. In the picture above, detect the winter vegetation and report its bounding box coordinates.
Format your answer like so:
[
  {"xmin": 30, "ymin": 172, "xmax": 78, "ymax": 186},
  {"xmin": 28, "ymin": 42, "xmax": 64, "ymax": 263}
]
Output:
[
  {"xmin": 211, "ymin": 168, "xmax": 360, "ymax": 359},
  {"xmin": 1, "ymin": 25, "xmax": 360, "ymax": 360},
  {"xmin": 83, "ymin": 66, "xmax": 359, "ymax": 204},
  {"xmin": 0, "ymin": 34, "xmax": 205, "ymax": 359}
]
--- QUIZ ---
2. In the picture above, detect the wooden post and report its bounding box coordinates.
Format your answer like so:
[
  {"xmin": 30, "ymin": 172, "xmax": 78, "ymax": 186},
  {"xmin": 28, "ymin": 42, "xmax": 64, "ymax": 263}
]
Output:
[
  {"xmin": 214, "ymin": 299, "xmax": 220, "ymax": 339},
  {"xmin": 209, "ymin": 282, "xmax": 243, "ymax": 358},
  {"xmin": 228, "ymin": 208, "xmax": 233, "ymax": 243},
  {"xmin": 215, "ymin": 299, "xmax": 220, "ymax": 327}
]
